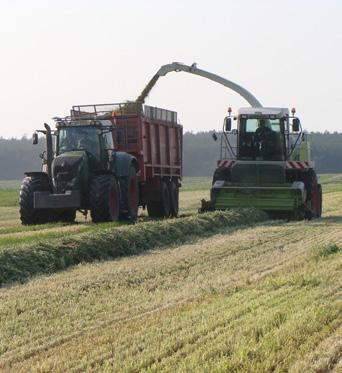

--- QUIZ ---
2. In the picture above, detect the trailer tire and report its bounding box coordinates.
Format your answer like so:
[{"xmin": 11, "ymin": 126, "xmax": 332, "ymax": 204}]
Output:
[
  {"xmin": 169, "ymin": 181, "xmax": 179, "ymax": 217},
  {"xmin": 90, "ymin": 175, "xmax": 120, "ymax": 223},
  {"xmin": 120, "ymin": 165, "xmax": 139, "ymax": 220},
  {"xmin": 146, "ymin": 201, "xmax": 161, "ymax": 218},
  {"xmin": 19, "ymin": 176, "xmax": 51, "ymax": 225},
  {"xmin": 147, "ymin": 180, "xmax": 170, "ymax": 218}
]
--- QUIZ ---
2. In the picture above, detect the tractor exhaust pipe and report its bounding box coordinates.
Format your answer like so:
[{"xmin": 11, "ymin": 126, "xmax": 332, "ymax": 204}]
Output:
[{"xmin": 44, "ymin": 123, "xmax": 53, "ymax": 181}]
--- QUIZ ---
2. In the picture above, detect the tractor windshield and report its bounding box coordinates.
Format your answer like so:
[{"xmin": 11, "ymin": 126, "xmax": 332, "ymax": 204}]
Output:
[
  {"xmin": 58, "ymin": 126, "xmax": 101, "ymax": 159},
  {"xmin": 238, "ymin": 117, "xmax": 286, "ymax": 161}
]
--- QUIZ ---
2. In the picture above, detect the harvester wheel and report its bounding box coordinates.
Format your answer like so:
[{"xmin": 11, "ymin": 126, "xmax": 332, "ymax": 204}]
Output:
[
  {"xmin": 317, "ymin": 184, "xmax": 322, "ymax": 217},
  {"xmin": 19, "ymin": 176, "xmax": 50, "ymax": 225},
  {"xmin": 169, "ymin": 181, "xmax": 179, "ymax": 217},
  {"xmin": 89, "ymin": 175, "xmax": 120, "ymax": 223},
  {"xmin": 119, "ymin": 165, "xmax": 139, "ymax": 220},
  {"xmin": 302, "ymin": 169, "xmax": 320, "ymax": 219},
  {"xmin": 147, "ymin": 180, "xmax": 170, "ymax": 218}
]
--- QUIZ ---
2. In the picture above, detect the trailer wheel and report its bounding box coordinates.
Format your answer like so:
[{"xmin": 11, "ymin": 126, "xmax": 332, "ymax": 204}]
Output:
[
  {"xmin": 169, "ymin": 181, "xmax": 179, "ymax": 217},
  {"xmin": 146, "ymin": 201, "xmax": 160, "ymax": 217},
  {"xmin": 120, "ymin": 165, "xmax": 139, "ymax": 220},
  {"xmin": 90, "ymin": 175, "xmax": 120, "ymax": 223},
  {"xmin": 147, "ymin": 180, "xmax": 170, "ymax": 218},
  {"xmin": 19, "ymin": 176, "xmax": 50, "ymax": 225}
]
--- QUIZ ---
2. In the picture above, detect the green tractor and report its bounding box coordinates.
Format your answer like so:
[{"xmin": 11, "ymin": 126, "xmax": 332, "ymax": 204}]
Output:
[
  {"xmin": 202, "ymin": 107, "xmax": 322, "ymax": 220},
  {"xmin": 19, "ymin": 116, "xmax": 139, "ymax": 224}
]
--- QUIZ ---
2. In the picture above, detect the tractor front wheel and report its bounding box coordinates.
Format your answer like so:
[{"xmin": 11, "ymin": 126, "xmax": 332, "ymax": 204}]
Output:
[
  {"xmin": 59, "ymin": 209, "xmax": 77, "ymax": 223},
  {"xmin": 19, "ymin": 176, "xmax": 51, "ymax": 225},
  {"xmin": 90, "ymin": 175, "xmax": 120, "ymax": 223}
]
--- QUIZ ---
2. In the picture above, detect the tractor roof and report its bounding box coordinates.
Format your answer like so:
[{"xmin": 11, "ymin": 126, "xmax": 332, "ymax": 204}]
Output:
[
  {"xmin": 53, "ymin": 116, "xmax": 112, "ymax": 128},
  {"xmin": 238, "ymin": 107, "xmax": 289, "ymax": 118}
]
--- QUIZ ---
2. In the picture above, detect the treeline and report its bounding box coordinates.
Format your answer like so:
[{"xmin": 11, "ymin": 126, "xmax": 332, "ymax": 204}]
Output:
[
  {"xmin": 183, "ymin": 131, "xmax": 342, "ymax": 176},
  {"xmin": 0, "ymin": 132, "xmax": 341, "ymax": 180}
]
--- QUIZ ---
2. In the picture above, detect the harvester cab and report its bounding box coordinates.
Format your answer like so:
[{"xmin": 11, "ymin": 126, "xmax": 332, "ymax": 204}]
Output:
[
  {"xmin": 19, "ymin": 109, "xmax": 139, "ymax": 225},
  {"xmin": 203, "ymin": 106, "xmax": 322, "ymax": 220}
]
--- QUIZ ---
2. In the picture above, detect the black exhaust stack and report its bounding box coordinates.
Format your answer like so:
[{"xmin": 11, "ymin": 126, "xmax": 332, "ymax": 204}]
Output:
[{"xmin": 44, "ymin": 123, "xmax": 53, "ymax": 181}]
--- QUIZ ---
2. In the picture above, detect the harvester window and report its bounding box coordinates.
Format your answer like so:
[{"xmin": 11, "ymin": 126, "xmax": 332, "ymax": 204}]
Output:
[
  {"xmin": 245, "ymin": 119, "xmax": 259, "ymax": 132},
  {"xmin": 238, "ymin": 117, "xmax": 285, "ymax": 161}
]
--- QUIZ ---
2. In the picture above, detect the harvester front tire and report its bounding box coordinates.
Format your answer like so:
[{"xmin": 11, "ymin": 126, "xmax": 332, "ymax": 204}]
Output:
[
  {"xmin": 317, "ymin": 184, "xmax": 322, "ymax": 217},
  {"xmin": 169, "ymin": 181, "xmax": 179, "ymax": 217},
  {"xmin": 302, "ymin": 169, "xmax": 320, "ymax": 219},
  {"xmin": 90, "ymin": 175, "xmax": 120, "ymax": 223},
  {"xmin": 19, "ymin": 176, "xmax": 50, "ymax": 225},
  {"xmin": 120, "ymin": 165, "xmax": 139, "ymax": 221}
]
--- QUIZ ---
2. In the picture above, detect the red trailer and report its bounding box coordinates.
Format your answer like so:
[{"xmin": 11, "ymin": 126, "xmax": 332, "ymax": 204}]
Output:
[{"xmin": 71, "ymin": 103, "xmax": 182, "ymax": 218}]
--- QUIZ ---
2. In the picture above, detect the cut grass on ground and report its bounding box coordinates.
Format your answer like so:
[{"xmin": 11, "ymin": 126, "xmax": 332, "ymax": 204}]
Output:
[
  {"xmin": 0, "ymin": 209, "xmax": 267, "ymax": 286},
  {"xmin": 0, "ymin": 175, "xmax": 341, "ymax": 371},
  {"xmin": 0, "ymin": 219, "xmax": 340, "ymax": 372}
]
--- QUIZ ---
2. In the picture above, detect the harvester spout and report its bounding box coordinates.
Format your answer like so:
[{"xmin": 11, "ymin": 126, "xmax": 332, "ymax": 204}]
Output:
[{"xmin": 136, "ymin": 62, "xmax": 262, "ymax": 107}]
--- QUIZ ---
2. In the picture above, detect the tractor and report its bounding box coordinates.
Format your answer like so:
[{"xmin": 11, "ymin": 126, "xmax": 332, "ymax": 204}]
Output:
[{"xmin": 19, "ymin": 115, "xmax": 138, "ymax": 224}]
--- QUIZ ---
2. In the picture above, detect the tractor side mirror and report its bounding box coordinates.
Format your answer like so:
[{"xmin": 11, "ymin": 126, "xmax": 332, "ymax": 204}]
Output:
[
  {"xmin": 32, "ymin": 132, "xmax": 39, "ymax": 145},
  {"xmin": 224, "ymin": 117, "xmax": 232, "ymax": 132},
  {"xmin": 292, "ymin": 118, "xmax": 300, "ymax": 132}
]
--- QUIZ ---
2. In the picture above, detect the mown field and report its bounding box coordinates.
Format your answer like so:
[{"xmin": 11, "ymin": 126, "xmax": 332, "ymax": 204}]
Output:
[{"xmin": 0, "ymin": 175, "xmax": 341, "ymax": 372}]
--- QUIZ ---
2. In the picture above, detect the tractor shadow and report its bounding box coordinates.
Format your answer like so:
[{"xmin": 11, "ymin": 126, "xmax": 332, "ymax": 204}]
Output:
[{"xmin": 311, "ymin": 215, "xmax": 342, "ymax": 225}]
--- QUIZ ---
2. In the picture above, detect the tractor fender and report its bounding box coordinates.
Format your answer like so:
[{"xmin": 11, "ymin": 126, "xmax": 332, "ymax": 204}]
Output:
[
  {"xmin": 113, "ymin": 152, "xmax": 139, "ymax": 178},
  {"xmin": 24, "ymin": 171, "xmax": 49, "ymax": 180}
]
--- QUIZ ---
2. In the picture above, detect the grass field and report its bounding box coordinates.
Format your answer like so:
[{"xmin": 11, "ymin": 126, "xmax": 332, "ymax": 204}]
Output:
[{"xmin": 0, "ymin": 176, "xmax": 341, "ymax": 372}]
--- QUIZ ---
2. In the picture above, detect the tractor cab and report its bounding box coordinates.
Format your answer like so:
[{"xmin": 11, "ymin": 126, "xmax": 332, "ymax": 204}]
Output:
[{"xmin": 55, "ymin": 118, "xmax": 114, "ymax": 168}]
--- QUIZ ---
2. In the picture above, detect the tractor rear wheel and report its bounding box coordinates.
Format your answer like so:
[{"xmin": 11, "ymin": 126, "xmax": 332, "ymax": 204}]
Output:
[
  {"xmin": 19, "ymin": 176, "xmax": 51, "ymax": 225},
  {"xmin": 89, "ymin": 175, "xmax": 120, "ymax": 223},
  {"xmin": 169, "ymin": 181, "xmax": 179, "ymax": 217},
  {"xmin": 147, "ymin": 180, "xmax": 170, "ymax": 218},
  {"xmin": 119, "ymin": 165, "xmax": 139, "ymax": 220}
]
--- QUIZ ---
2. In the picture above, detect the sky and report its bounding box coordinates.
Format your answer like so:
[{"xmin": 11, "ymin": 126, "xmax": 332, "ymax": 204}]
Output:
[{"xmin": 0, "ymin": 0, "xmax": 341, "ymax": 138}]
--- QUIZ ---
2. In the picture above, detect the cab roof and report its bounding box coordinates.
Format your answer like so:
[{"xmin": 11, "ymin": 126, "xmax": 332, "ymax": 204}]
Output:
[{"xmin": 238, "ymin": 107, "xmax": 289, "ymax": 118}]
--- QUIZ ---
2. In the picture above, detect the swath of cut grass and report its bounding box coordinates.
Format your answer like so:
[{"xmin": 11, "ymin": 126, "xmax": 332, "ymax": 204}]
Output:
[
  {"xmin": 314, "ymin": 242, "xmax": 341, "ymax": 258},
  {"xmin": 0, "ymin": 237, "xmax": 340, "ymax": 372},
  {"xmin": 0, "ymin": 208, "xmax": 267, "ymax": 286}
]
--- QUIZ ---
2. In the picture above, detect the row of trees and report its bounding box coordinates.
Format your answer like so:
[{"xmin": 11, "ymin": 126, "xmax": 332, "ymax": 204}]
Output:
[
  {"xmin": 0, "ymin": 132, "xmax": 341, "ymax": 180},
  {"xmin": 183, "ymin": 131, "xmax": 342, "ymax": 176}
]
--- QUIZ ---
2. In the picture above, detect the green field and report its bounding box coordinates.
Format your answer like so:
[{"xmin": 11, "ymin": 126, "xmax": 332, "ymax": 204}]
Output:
[{"xmin": 0, "ymin": 176, "xmax": 341, "ymax": 372}]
